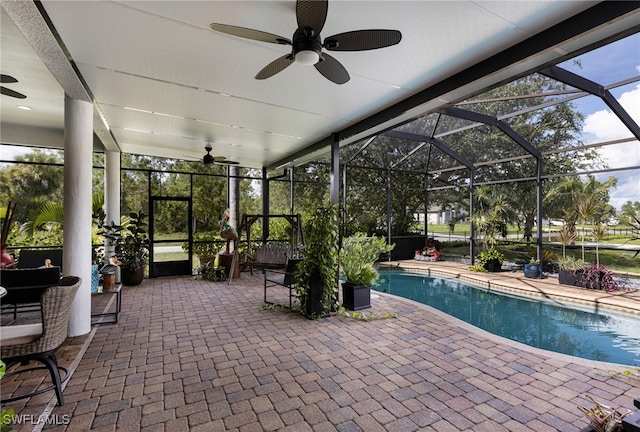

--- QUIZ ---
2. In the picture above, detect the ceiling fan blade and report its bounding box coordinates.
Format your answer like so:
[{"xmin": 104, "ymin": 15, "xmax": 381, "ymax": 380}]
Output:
[
  {"xmin": 255, "ymin": 55, "xmax": 294, "ymax": 80},
  {"xmin": 0, "ymin": 86, "xmax": 26, "ymax": 99},
  {"xmin": 217, "ymin": 160, "xmax": 239, "ymax": 165},
  {"xmin": 296, "ymin": 0, "xmax": 328, "ymax": 35},
  {"xmin": 210, "ymin": 23, "xmax": 291, "ymax": 45},
  {"xmin": 324, "ymin": 29, "xmax": 402, "ymax": 51},
  {"xmin": 1, "ymin": 74, "xmax": 18, "ymax": 84},
  {"xmin": 315, "ymin": 53, "xmax": 349, "ymax": 85}
]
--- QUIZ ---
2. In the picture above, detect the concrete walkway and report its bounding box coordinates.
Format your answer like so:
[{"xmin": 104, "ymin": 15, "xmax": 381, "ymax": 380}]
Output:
[{"xmin": 2, "ymin": 262, "xmax": 640, "ymax": 431}]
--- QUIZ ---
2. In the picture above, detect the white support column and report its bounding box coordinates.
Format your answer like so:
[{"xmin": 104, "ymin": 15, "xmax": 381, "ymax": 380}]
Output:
[
  {"xmin": 104, "ymin": 150, "xmax": 121, "ymax": 256},
  {"xmin": 63, "ymin": 94, "xmax": 93, "ymax": 337}
]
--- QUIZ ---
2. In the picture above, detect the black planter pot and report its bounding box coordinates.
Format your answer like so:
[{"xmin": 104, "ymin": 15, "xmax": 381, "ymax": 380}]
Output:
[
  {"xmin": 558, "ymin": 268, "xmax": 582, "ymax": 286},
  {"xmin": 303, "ymin": 274, "xmax": 329, "ymax": 319},
  {"xmin": 484, "ymin": 259, "xmax": 502, "ymax": 272},
  {"xmin": 523, "ymin": 264, "xmax": 542, "ymax": 278},
  {"xmin": 121, "ymin": 266, "xmax": 145, "ymax": 286},
  {"xmin": 342, "ymin": 282, "xmax": 371, "ymax": 311}
]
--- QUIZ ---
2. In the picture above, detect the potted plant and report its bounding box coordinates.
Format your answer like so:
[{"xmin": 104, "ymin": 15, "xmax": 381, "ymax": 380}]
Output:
[
  {"xmin": 184, "ymin": 231, "xmax": 220, "ymax": 265},
  {"xmin": 198, "ymin": 260, "xmax": 227, "ymax": 282},
  {"xmin": 523, "ymin": 258, "xmax": 542, "ymax": 278},
  {"xmin": 476, "ymin": 248, "xmax": 505, "ymax": 272},
  {"xmin": 116, "ymin": 211, "xmax": 150, "ymax": 286},
  {"xmin": 295, "ymin": 206, "xmax": 339, "ymax": 319},
  {"xmin": 340, "ymin": 232, "xmax": 394, "ymax": 311},
  {"xmin": 414, "ymin": 238, "xmax": 441, "ymax": 261},
  {"xmin": 578, "ymin": 264, "xmax": 619, "ymax": 292},
  {"xmin": 556, "ymin": 255, "xmax": 587, "ymax": 286}
]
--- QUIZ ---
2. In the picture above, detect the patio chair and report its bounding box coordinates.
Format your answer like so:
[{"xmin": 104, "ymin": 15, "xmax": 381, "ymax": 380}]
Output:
[
  {"xmin": 264, "ymin": 258, "xmax": 302, "ymax": 308},
  {"xmin": 1, "ymin": 266, "xmax": 62, "ymax": 322},
  {"xmin": 1, "ymin": 276, "xmax": 81, "ymax": 406}
]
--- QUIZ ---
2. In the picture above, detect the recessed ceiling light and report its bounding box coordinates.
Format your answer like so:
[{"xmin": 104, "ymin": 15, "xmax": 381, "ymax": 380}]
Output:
[{"xmin": 17, "ymin": 105, "xmax": 32, "ymax": 110}]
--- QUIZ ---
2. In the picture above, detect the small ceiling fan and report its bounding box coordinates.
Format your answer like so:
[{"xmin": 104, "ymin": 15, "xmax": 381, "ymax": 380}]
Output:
[
  {"xmin": 202, "ymin": 143, "xmax": 239, "ymax": 166},
  {"xmin": 209, "ymin": 0, "xmax": 401, "ymax": 84},
  {"xmin": 1, "ymin": 74, "xmax": 27, "ymax": 99}
]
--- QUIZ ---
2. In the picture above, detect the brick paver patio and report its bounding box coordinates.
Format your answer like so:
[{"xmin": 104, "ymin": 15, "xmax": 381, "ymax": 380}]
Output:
[{"xmin": 2, "ymin": 262, "xmax": 639, "ymax": 431}]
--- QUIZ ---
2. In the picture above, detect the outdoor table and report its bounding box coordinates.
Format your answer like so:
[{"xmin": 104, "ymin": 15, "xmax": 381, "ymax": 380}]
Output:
[{"xmin": 91, "ymin": 283, "xmax": 122, "ymax": 325}]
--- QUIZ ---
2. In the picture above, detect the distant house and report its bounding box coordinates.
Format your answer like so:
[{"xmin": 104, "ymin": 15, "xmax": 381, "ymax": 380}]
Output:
[{"xmin": 414, "ymin": 205, "xmax": 466, "ymax": 225}]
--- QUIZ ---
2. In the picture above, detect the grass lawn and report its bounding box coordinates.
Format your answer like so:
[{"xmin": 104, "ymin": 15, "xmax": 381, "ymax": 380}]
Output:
[{"xmin": 439, "ymin": 240, "xmax": 639, "ymax": 275}]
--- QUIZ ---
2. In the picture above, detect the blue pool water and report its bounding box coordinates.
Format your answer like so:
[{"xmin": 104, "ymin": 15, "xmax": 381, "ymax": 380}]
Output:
[{"xmin": 375, "ymin": 271, "xmax": 640, "ymax": 366}]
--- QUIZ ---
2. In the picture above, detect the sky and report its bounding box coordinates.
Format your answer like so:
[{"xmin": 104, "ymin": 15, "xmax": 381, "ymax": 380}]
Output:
[{"xmin": 559, "ymin": 33, "xmax": 640, "ymax": 210}]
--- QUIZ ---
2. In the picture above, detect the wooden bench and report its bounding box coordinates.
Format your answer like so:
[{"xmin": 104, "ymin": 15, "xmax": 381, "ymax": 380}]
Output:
[{"xmin": 243, "ymin": 243, "xmax": 293, "ymax": 274}]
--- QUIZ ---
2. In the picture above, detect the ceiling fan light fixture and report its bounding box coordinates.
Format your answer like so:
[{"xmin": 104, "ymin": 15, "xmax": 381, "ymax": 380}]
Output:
[{"xmin": 295, "ymin": 49, "xmax": 319, "ymax": 65}]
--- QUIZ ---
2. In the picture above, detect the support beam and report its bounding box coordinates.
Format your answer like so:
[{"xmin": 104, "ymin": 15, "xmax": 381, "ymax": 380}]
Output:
[
  {"xmin": 469, "ymin": 174, "xmax": 475, "ymax": 264},
  {"xmin": 540, "ymin": 65, "xmax": 640, "ymax": 140},
  {"xmin": 104, "ymin": 151, "xmax": 120, "ymax": 256},
  {"xmin": 386, "ymin": 168, "xmax": 392, "ymax": 248},
  {"xmin": 536, "ymin": 158, "xmax": 543, "ymax": 263},
  {"xmin": 439, "ymin": 107, "xmax": 542, "ymax": 160},
  {"xmin": 262, "ymin": 168, "xmax": 269, "ymax": 242},
  {"xmin": 383, "ymin": 130, "xmax": 474, "ymax": 170},
  {"xmin": 228, "ymin": 166, "xmax": 239, "ymax": 251},
  {"xmin": 330, "ymin": 133, "xmax": 340, "ymax": 206}
]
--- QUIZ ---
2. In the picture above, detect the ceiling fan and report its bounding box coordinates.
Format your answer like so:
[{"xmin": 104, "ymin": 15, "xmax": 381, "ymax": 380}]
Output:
[
  {"xmin": 202, "ymin": 143, "xmax": 239, "ymax": 166},
  {"xmin": 209, "ymin": 0, "xmax": 402, "ymax": 84},
  {"xmin": 1, "ymin": 74, "xmax": 27, "ymax": 99}
]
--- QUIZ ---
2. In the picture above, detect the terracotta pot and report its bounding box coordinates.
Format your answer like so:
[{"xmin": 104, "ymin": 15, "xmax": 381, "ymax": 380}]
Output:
[{"xmin": 198, "ymin": 255, "xmax": 216, "ymax": 266}]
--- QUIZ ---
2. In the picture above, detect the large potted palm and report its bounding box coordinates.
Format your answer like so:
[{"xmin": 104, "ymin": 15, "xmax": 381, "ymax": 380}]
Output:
[
  {"xmin": 116, "ymin": 211, "xmax": 149, "ymax": 286},
  {"xmin": 340, "ymin": 233, "xmax": 394, "ymax": 310},
  {"xmin": 295, "ymin": 206, "xmax": 339, "ymax": 319}
]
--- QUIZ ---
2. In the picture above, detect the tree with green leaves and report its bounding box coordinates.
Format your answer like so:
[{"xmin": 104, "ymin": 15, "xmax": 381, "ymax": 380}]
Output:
[
  {"xmin": 334, "ymin": 73, "xmax": 596, "ymax": 239},
  {"xmin": 471, "ymin": 185, "xmax": 516, "ymax": 250},
  {"xmin": 620, "ymin": 200, "xmax": 640, "ymax": 224},
  {"xmin": 0, "ymin": 150, "xmax": 65, "ymax": 225},
  {"xmin": 545, "ymin": 175, "xmax": 617, "ymax": 260}
]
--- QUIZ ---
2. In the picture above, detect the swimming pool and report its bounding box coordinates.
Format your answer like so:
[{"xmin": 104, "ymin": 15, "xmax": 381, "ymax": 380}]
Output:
[{"xmin": 375, "ymin": 271, "xmax": 640, "ymax": 366}]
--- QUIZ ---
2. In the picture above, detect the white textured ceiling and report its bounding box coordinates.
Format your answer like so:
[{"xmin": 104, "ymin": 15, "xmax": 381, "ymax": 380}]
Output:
[{"xmin": 1, "ymin": 1, "xmax": 639, "ymax": 169}]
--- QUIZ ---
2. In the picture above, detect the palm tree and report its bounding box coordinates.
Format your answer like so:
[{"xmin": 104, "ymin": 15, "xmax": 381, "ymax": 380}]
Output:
[
  {"xmin": 22, "ymin": 192, "xmax": 105, "ymax": 235},
  {"xmin": 576, "ymin": 195, "xmax": 598, "ymax": 261},
  {"xmin": 591, "ymin": 223, "xmax": 606, "ymax": 266},
  {"xmin": 557, "ymin": 223, "xmax": 577, "ymax": 259},
  {"xmin": 546, "ymin": 175, "xmax": 616, "ymax": 262},
  {"xmin": 472, "ymin": 186, "xmax": 513, "ymax": 251}
]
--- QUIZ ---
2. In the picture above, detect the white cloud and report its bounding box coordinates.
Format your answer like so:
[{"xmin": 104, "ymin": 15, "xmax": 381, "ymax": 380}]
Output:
[
  {"xmin": 0, "ymin": 145, "xmax": 31, "ymax": 162},
  {"xmin": 583, "ymin": 84, "xmax": 640, "ymax": 210}
]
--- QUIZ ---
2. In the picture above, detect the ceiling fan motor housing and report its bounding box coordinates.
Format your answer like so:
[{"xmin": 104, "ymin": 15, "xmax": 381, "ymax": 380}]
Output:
[
  {"xmin": 293, "ymin": 28, "xmax": 322, "ymax": 64},
  {"xmin": 203, "ymin": 144, "xmax": 214, "ymax": 165}
]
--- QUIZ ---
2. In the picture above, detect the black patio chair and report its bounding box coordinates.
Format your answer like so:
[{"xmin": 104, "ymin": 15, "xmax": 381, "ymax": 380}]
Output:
[{"xmin": 264, "ymin": 258, "xmax": 302, "ymax": 308}]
